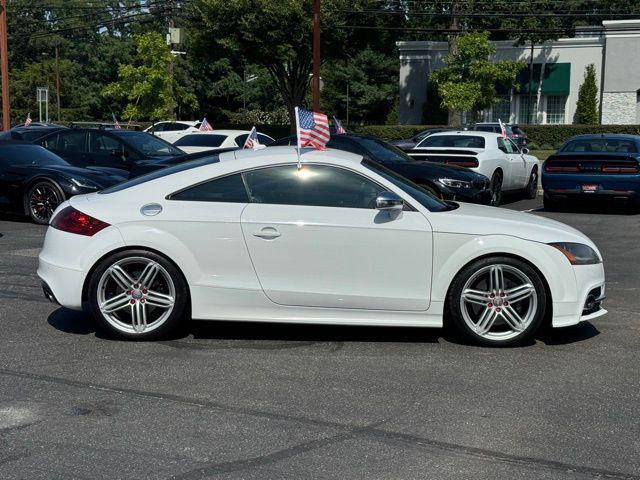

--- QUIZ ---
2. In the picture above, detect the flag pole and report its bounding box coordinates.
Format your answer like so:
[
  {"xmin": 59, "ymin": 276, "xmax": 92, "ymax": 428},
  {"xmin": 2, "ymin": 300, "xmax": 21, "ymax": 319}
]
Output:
[{"xmin": 294, "ymin": 106, "xmax": 301, "ymax": 170}]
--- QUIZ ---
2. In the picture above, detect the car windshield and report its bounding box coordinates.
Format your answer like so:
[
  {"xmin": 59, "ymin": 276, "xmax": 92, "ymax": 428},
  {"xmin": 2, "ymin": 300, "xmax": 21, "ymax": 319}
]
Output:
[
  {"xmin": 115, "ymin": 132, "xmax": 183, "ymax": 156},
  {"xmin": 100, "ymin": 155, "xmax": 221, "ymax": 194},
  {"xmin": 352, "ymin": 137, "xmax": 413, "ymax": 163},
  {"xmin": 420, "ymin": 135, "xmax": 485, "ymax": 149},
  {"xmin": 0, "ymin": 144, "xmax": 68, "ymax": 166},
  {"xmin": 174, "ymin": 134, "xmax": 227, "ymax": 148},
  {"xmin": 560, "ymin": 138, "xmax": 638, "ymax": 153},
  {"xmin": 362, "ymin": 159, "xmax": 450, "ymax": 212}
]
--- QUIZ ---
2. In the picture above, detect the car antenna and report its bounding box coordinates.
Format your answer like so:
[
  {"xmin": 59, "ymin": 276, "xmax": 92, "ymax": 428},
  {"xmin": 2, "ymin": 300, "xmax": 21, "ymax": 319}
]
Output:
[{"xmin": 294, "ymin": 106, "xmax": 302, "ymax": 170}]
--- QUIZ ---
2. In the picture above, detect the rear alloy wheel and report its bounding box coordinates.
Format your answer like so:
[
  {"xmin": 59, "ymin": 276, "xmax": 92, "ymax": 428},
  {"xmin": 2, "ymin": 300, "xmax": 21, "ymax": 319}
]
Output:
[
  {"xmin": 26, "ymin": 181, "xmax": 64, "ymax": 224},
  {"xmin": 88, "ymin": 250, "xmax": 188, "ymax": 340},
  {"xmin": 525, "ymin": 168, "xmax": 538, "ymax": 199},
  {"xmin": 448, "ymin": 256, "xmax": 546, "ymax": 346},
  {"xmin": 490, "ymin": 172, "xmax": 503, "ymax": 206}
]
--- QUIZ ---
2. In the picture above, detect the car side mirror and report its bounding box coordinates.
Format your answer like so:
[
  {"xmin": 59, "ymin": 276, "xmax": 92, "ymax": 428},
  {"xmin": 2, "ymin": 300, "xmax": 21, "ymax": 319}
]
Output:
[
  {"xmin": 376, "ymin": 191, "xmax": 403, "ymax": 211},
  {"xmin": 521, "ymin": 147, "xmax": 529, "ymax": 154}
]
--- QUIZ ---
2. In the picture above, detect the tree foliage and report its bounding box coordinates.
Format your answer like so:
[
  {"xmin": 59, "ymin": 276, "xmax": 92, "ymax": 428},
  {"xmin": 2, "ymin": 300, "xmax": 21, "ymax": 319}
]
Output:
[
  {"xmin": 574, "ymin": 64, "xmax": 599, "ymax": 124},
  {"xmin": 103, "ymin": 32, "xmax": 197, "ymax": 121},
  {"xmin": 431, "ymin": 32, "xmax": 524, "ymax": 123}
]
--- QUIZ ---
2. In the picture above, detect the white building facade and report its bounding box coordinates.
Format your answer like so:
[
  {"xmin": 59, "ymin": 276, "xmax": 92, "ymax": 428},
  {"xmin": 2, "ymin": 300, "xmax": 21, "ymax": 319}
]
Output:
[{"xmin": 397, "ymin": 20, "xmax": 640, "ymax": 125}]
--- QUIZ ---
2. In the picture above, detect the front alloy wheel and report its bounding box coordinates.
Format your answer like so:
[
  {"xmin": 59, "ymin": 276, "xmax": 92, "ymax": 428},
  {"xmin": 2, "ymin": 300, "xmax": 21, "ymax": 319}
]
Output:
[
  {"xmin": 448, "ymin": 257, "xmax": 546, "ymax": 346},
  {"xmin": 88, "ymin": 250, "xmax": 188, "ymax": 339}
]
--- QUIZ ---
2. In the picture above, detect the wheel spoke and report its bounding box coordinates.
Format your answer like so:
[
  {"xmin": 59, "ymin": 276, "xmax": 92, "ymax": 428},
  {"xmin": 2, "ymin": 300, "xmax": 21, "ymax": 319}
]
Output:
[
  {"xmin": 506, "ymin": 284, "xmax": 534, "ymax": 303},
  {"xmin": 109, "ymin": 265, "xmax": 135, "ymax": 290},
  {"xmin": 476, "ymin": 307, "xmax": 498, "ymax": 335},
  {"xmin": 146, "ymin": 290, "xmax": 174, "ymax": 309},
  {"xmin": 462, "ymin": 288, "xmax": 489, "ymax": 306},
  {"xmin": 100, "ymin": 292, "xmax": 130, "ymax": 313},
  {"xmin": 501, "ymin": 305, "xmax": 526, "ymax": 331},
  {"xmin": 489, "ymin": 265, "xmax": 505, "ymax": 292},
  {"xmin": 131, "ymin": 302, "xmax": 147, "ymax": 333},
  {"xmin": 137, "ymin": 262, "xmax": 159, "ymax": 288}
]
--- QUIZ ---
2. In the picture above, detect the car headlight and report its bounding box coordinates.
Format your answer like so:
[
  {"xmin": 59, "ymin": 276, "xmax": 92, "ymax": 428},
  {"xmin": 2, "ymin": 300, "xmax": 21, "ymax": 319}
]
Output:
[
  {"xmin": 70, "ymin": 178, "xmax": 99, "ymax": 190},
  {"xmin": 439, "ymin": 178, "xmax": 472, "ymax": 189},
  {"xmin": 548, "ymin": 242, "xmax": 601, "ymax": 265}
]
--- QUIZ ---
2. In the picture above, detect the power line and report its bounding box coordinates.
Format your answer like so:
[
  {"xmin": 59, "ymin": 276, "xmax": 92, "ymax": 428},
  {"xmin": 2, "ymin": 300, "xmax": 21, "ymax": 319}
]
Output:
[{"xmin": 338, "ymin": 9, "xmax": 640, "ymax": 18}]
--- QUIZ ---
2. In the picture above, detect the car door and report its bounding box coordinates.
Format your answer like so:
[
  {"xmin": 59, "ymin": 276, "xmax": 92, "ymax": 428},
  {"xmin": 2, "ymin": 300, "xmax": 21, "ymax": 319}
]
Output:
[
  {"xmin": 40, "ymin": 130, "xmax": 89, "ymax": 167},
  {"xmin": 497, "ymin": 137, "xmax": 526, "ymax": 189},
  {"xmin": 506, "ymin": 137, "xmax": 528, "ymax": 188},
  {"xmin": 87, "ymin": 131, "xmax": 136, "ymax": 170},
  {"xmin": 240, "ymin": 163, "xmax": 433, "ymax": 311}
]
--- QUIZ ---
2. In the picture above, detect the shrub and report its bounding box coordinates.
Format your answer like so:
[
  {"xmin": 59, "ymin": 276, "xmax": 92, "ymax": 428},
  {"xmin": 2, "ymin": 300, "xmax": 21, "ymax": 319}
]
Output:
[{"xmin": 574, "ymin": 64, "xmax": 599, "ymax": 124}]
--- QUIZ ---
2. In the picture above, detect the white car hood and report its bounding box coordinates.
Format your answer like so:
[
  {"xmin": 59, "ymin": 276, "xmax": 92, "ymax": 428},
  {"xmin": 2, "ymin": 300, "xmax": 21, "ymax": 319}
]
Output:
[{"xmin": 429, "ymin": 202, "xmax": 597, "ymax": 248}]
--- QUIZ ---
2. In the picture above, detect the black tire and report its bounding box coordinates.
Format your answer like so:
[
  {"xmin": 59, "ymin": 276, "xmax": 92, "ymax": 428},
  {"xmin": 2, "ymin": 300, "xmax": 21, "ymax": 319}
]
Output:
[
  {"xmin": 447, "ymin": 256, "xmax": 547, "ymax": 347},
  {"xmin": 87, "ymin": 249, "xmax": 189, "ymax": 340},
  {"xmin": 524, "ymin": 167, "xmax": 538, "ymax": 199},
  {"xmin": 25, "ymin": 180, "xmax": 65, "ymax": 224},
  {"xmin": 543, "ymin": 194, "xmax": 562, "ymax": 212},
  {"xmin": 490, "ymin": 171, "xmax": 503, "ymax": 206}
]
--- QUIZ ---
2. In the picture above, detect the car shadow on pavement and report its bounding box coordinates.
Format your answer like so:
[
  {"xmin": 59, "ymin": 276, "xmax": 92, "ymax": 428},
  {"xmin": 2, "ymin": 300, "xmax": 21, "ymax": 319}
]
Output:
[{"xmin": 47, "ymin": 308, "xmax": 600, "ymax": 347}]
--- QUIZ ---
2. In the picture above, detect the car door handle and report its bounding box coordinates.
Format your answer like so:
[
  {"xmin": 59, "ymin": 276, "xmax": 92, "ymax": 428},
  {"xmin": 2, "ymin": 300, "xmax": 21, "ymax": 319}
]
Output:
[{"xmin": 253, "ymin": 227, "xmax": 281, "ymax": 239}]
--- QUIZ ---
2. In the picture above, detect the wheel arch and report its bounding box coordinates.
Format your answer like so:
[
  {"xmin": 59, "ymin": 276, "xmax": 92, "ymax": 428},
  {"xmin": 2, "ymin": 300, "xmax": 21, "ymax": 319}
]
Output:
[{"xmin": 81, "ymin": 245, "xmax": 192, "ymax": 313}]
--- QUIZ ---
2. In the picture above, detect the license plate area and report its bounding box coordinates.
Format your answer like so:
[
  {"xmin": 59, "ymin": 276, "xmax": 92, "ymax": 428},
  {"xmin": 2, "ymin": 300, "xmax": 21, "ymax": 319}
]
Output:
[{"xmin": 581, "ymin": 184, "xmax": 598, "ymax": 193}]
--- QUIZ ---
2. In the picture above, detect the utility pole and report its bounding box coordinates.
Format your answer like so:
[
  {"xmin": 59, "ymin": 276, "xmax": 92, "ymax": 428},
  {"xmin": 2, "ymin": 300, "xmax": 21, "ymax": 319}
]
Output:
[
  {"xmin": 346, "ymin": 83, "xmax": 349, "ymax": 125},
  {"xmin": 167, "ymin": 0, "xmax": 175, "ymax": 120},
  {"xmin": 55, "ymin": 45, "xmax": 61, "ymax": 122},
  {"xmin": 447, "ymin": 0, "xmax": 460, "ymax": 126},
  {"xmin": 312, "ymin": 0, "xmax": 321, "ymax": 111},
  {"xmin": 0, "ymin": 0, "xmax": 9, "ymax": 130}
]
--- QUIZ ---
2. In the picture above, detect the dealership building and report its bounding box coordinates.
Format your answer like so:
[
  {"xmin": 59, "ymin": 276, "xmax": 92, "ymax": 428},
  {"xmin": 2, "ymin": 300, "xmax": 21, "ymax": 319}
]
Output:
[{"xmin": 397, "ymin": 20, "xmax": 640, "ymax": 125}]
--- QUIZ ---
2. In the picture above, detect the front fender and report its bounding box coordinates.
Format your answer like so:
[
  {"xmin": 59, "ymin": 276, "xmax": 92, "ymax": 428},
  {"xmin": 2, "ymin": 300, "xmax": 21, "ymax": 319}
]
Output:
[{"xmin": 431, "ymin": 232, "xmax": 578, "ymax": 306}]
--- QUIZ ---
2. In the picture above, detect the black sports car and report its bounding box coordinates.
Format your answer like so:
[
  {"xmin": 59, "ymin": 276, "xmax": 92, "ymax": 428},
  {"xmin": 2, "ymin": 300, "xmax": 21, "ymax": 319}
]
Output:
[
  {"xmin": 270, "ymin": 134, "xmax": 492, "ymax": 204},
  {"xmin": 0, "ymin": 142, "xmax": 127, "ymax": 224},
  {"xmin": 128, "ymin": 147, "xmax": 239, "ymax": 178}
]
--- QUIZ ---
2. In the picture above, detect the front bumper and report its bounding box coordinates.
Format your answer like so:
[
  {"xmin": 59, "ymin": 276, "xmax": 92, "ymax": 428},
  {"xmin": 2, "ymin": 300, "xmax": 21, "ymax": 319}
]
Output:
[
  {"xmin": 441, "ymin": 186, "xmax": 493, "ymax": 205},
  {"xmin": 552, "ymin": 263, "xmax": 606, "ymax": 328}
]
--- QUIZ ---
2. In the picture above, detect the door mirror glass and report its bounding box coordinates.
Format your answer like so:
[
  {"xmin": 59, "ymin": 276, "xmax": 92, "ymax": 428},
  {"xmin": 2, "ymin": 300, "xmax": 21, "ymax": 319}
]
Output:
[
  {"xmin": 521, "ymin": 147, "xmax": 529, "ymax": 154},
  {"xmin": 376, "ymin": 191, "xmax": 403, "ymax": 211}
]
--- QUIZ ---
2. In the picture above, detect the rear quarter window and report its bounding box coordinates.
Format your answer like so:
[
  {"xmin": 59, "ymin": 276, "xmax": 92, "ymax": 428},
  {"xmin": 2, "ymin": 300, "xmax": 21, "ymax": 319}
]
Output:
[{"xmin": 174, "ymin": 134, "xmax": 227, "ymax": 147}]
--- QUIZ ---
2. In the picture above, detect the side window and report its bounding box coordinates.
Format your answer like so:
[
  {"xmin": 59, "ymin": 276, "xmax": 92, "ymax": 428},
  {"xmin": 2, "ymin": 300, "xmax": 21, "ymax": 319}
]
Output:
[
  {"xmin": 327, "ymin": 137, "xmax": 363, "ymax": 156},
  {"xmin": 507, "ymin": 138, "xmax": 520, "ymax": 153},
  {"xmin": 235, "ymin": 134, "xmax": 248, "ymax": 147},
  {"xmin": 243, "ymin": 164, "xmax": 384, "ymax": 209},
  {"xmin": 45, "ymin": 131, "xmax": 86, "ymax": 153},
  {"xmin": 257, "ymin": 134, "xmax": 273, "ymax": 145},
  {"xmin": 89, "ymin": 132, "xmax": 122, "ymax": 153},
  {"xmin": 170, "ymin": 173, "xmax": 249, "ymax": 203},
  {"xmin": 497, "ymin": 138, "xmax": 511, "ymax": 153},
  {"xmin": 152, "ymin": 123, "xmax": 166, "ymax": 132}
]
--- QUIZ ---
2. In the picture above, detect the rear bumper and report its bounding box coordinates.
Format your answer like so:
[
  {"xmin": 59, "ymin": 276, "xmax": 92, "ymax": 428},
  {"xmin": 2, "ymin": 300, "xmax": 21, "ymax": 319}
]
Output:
[
  {"xmin": 37, "ymin": 257, "xmax": 84, "ymax": 310},
  {"xmin": 542, "ymin": 173, "xmax": 640, "ymax": 203}
]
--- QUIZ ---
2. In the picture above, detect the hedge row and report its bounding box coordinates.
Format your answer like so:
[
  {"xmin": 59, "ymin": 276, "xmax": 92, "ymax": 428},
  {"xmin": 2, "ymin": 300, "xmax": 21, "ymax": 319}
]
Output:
[{"xmin": 350, "ymin": 124, "xmax": 640, "ymax": 149}]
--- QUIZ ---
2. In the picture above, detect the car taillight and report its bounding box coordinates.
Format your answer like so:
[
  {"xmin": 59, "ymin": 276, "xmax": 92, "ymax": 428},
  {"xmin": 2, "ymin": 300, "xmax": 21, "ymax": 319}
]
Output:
[
  {"xmin": 545, "ymin": 165, "xmax": 580, "ymax": 172},
  {"xmin": 50, "ymin": 206, "xmax": 110, "ymax": 236},
  {"xmin": 602, "ymin": 166, "xmax": 638, "ymax": 173}
]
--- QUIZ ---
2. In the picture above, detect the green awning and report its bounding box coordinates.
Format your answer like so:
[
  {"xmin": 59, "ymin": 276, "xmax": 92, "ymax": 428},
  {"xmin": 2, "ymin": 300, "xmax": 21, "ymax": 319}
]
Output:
[{"xmin": 516, "ymin": 62, "xmax": 571, "ymax": 95}]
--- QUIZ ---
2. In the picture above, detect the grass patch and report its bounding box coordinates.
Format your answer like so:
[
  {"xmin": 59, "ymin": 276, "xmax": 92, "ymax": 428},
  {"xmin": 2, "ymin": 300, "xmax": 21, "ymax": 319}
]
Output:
[{"xmin": 530, "ymin": 150, "xmax": 555, "ymax": 162}]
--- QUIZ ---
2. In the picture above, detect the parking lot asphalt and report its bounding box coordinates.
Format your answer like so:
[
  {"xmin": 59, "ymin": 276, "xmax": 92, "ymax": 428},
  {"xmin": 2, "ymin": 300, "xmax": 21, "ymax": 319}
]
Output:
[{"xmin": 1, "ymin": 196, "xmax": 639, "ymax": 480}]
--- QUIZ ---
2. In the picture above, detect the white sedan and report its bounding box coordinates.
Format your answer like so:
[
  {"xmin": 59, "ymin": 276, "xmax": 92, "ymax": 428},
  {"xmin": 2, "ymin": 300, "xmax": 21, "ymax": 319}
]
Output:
[
  {"xmin": 144, "ymin": 121, "xmax": 200, "ymax": 144},
  {"xmin": 172, "ymin": 130, "xmax": 275, "ymax": 154},
  {"xmin": 37, "ymin": 147, "xmax": 606, "ymax": 346},
  {"xmin": 407, "ymin": 131, "xmax": 540, "ymax": 205}
]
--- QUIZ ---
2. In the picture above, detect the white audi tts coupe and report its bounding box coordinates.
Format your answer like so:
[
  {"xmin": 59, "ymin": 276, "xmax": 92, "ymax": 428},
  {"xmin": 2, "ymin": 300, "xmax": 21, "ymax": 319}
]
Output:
[{"xmin": 37, "ymin": 147, "xmax": 606, "ymax": 346}]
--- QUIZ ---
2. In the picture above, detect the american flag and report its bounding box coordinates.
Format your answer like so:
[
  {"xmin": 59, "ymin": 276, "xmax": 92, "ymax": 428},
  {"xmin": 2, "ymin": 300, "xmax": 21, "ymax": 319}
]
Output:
[
  {"xmin": 24, "ymin": 113, "xmax": 32, "ymax": 128},
  {"xmin": 112, "ymin": 113, "xmax": 121, "ymax": 129},
  {"xmin": 200, "ymin": 117, "xmax": 214, "ymax": 132},
  {"xmin": 296, "ymin": 107, "xmax": 330, "ymax": 149},
  {"xmin": 244, "ymin": 126, "xmax": 259, "ymax": 149},
  {"xmin": 333, "ymin": 116, "xmax": 346, "ymax": 135},
  {"xmin": 498, "ymin": 118, "xmax": 507, "ymax": 138}
]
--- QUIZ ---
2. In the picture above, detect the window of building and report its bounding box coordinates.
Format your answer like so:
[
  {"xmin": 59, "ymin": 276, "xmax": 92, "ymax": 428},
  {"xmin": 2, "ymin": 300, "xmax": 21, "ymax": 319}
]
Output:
[
  {"xmin": 518, "ymin": 96, "xmax": 538, "ymax": 124},
  {"xmin": 545, "ymin": 95, "xmax": 567, "ymax": 124},
  {"xmin": 491, "ymin": 95, "xmax": 511, "ymax": 122}
]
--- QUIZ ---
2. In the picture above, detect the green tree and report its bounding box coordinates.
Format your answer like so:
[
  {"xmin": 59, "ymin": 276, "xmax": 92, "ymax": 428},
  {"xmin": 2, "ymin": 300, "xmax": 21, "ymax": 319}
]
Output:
[
  {"xmin": 322, "ymin": 48, "xmax": 397, "ymax": 125},
  {"xmin": 103, "ymin": 32, "xmax": 197, "ymax": 122},
  {"xmin": 431, "ymin": 32, "xmax": 524, "ymax": 125},
  {"xmin": 574, "ymin": 64, "xmax": 599, "ymax": 124}
]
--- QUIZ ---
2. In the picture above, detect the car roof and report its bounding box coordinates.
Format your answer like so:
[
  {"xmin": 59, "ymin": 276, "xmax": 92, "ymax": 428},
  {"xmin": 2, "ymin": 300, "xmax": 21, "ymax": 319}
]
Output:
[
  {"xmin": 566, "ymin": 134, "xmax": 640, "ymax": 141},
  {"xmin": 224, "ymin": 145, "xmax": 363, "ymax": 164},
  {"xmin": 427, "ymin": 130, "xmax": 501, "ymax": 139},
  {"xmin": 180, "ymin": 130, "xmax": 253, "ymax": 136}
]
